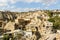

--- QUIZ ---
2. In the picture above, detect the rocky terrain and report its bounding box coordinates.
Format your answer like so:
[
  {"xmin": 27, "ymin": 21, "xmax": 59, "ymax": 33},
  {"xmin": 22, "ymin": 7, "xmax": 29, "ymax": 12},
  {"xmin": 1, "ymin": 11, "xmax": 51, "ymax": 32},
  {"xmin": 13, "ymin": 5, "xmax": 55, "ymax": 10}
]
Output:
[{"xmin": 0, "ymin": 10, "xmax": 60, "ymax": 40}]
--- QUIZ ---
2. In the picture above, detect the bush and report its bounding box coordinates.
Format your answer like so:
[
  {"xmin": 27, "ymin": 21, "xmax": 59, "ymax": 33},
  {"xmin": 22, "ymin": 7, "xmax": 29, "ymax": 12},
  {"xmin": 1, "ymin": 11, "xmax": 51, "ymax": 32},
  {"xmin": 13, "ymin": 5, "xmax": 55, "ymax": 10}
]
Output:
[
  {"xmin": 3, "ymin": 34, "xmax": 9, "ymax": 40},
  {"xmin": 48, "ymin": 18, "xmax": 55, "ymax": 22},
  {"xmin": 48, "ymin": 16, "xmax": 60, "ymax": 30}
]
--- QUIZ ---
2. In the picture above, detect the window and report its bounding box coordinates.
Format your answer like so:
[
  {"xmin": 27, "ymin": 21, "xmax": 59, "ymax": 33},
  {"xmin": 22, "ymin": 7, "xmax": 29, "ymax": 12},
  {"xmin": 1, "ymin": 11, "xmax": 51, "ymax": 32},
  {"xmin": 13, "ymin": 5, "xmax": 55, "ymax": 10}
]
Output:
[
  {"xmin": 14, "ymin": 24, "xmax": 19, "ymax": 30},
  {"xmin": 40, "ymin": 15, "xmax": 42, "ymax": 17},
  {"xmin": 45, "ymin": 32, "xmax": 46, "ymax": 34},
  {"xmin": 51, "ymin": 29, "xmax": 57, "ymax": 33},
  {"xmin": 19, "ymin": 27, "xmax": 21, "ymax": 29},
  {"xmin": 35, "ymin": 27, "xmax": 38, "ymax": 31},
  {"xmin": 53, "ymin": 37, "xmax": 56, "ymax": 40},
  {"xmin": 44, "ymin": 19, "xmax": 46, "ymax": 21},
  {"xmin": 46, "ymin": 26, "xmax": 49, "ymax": 28},
  {"xmin": 0, "ymin": 22, "xmax": 2, "ymax": 27},
  {"xmin": 43, "ymin": 25, "xmax": 45, "ymax": 27}
]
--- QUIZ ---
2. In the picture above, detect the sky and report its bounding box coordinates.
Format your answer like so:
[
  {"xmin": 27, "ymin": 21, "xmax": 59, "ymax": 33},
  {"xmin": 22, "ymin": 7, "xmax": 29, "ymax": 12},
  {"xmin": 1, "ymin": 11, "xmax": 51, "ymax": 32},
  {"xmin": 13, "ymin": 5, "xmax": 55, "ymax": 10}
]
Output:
[{"xmin": 0, "ymin": 0, "xmax": 60, "ymax": 12}]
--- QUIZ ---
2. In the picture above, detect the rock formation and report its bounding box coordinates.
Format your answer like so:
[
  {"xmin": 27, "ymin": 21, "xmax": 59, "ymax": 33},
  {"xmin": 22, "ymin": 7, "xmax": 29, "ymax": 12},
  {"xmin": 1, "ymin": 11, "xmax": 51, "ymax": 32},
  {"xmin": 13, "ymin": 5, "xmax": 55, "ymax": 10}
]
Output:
[{"xmin": 0, "ymin": 10, "xmax": 59, "ymax": 40}]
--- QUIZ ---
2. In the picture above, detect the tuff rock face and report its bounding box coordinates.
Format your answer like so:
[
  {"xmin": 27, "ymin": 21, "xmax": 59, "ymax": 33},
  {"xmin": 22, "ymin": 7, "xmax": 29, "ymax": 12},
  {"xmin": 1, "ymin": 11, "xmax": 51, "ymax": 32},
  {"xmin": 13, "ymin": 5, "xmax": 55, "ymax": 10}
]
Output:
[{"xmin": 0, "ymin": 10, "xmax": 59, "ymax": 40}]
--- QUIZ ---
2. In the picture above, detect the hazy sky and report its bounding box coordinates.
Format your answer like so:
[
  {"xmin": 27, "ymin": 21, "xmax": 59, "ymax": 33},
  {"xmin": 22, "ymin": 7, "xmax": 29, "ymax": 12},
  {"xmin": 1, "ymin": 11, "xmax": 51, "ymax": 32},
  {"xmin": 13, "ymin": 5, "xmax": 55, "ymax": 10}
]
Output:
[{"xmin": 0, "ymin": 0, "xmax": 60, "ymax": 12}]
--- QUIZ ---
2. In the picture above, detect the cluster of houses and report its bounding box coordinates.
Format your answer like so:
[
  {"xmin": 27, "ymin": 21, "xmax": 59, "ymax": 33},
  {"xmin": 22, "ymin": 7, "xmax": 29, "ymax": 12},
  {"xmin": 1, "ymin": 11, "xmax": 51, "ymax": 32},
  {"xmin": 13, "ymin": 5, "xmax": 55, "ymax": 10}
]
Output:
[{"xmin": 0, "ymin": 10, "xmax": 60, "ymax": 40}]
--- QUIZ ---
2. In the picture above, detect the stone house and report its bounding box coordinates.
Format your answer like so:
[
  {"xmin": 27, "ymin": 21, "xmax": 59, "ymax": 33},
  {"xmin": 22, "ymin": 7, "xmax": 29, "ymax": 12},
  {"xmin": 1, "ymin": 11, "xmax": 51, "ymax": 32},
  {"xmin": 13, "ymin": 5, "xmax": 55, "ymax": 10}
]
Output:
[
  {"xmin": 42, "ymin": 21, "xmax": 53, "ymax": 35},
  {"xmin": 53, "ymin": 12, "xmax": 60, "ymax": 17},
  {"xmin": 4, "ymin": 21, "xmax": 15, "ymax": 32}
]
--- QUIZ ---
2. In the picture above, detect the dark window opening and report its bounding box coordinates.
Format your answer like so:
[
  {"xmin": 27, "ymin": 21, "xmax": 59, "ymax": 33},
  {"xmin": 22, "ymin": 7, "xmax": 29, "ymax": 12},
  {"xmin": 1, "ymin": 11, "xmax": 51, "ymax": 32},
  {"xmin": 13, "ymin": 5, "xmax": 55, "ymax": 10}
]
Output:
[
  {"xmin": 0, "ymin": 22, "xmax": 2, "ymax": 27},
  {"xmin": 45, "ymin": 32, "xmax": 46, "ymax": 34},
  {"xmin": 22, "ymin": 27, "xmax": 26, "ymax": 30},
  {"xmin": 43, "ymin": 25, "xmax": 45, "ymax": 27},
  {"xmin": 19, "ymin": 27, "xmax": 21, "ymax": 29},
  {"xmin": 35, "ymin": 27, "xmax": 38, "ymax": 31},
  {"xmin": 6, "ymin": 30, "xmax": 11, "ymax": 32},
  {"xmin": 32, "ymin": 31, "xmax": 34, "ymax": 35},
  {"xmin": 46, "ymin": 26, "xmax": 49, "ymax": 28},
  {"xmin": 40, "ymin": 15, "xmax": 42, "ymax": 16},
  {"xmin": 51, "ymin": 29, "xmax": 57, "ymax": 33},
  {"xmin": 9, "ymin": 34, "xmax": 13, "ymax": 38},
  {"xmin": 14, "ymin": 24, "xmax": 19, "ymax": 30},
  {"xmin": 53, "ymin": 37, "xmax": 56, "ymax": 40},
  {"xmin": 44, "ymin": 19, "xmax": 46, "ymax": 21}
]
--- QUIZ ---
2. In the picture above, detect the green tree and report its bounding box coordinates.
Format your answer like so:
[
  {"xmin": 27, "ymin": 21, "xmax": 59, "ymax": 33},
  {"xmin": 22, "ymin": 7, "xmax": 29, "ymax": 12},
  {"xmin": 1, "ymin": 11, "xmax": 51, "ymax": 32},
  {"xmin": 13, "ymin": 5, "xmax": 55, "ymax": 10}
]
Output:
[
  {"xmin": 3, "ymin": 34, "xmax": 9, "ymax": 40},
  {"xmin": 47, "ymin": 10, "xmax": 53, "ymax": 17},
  {"xmin": 48, "ymin": 16, "xmax": 60, "ymax": 30}
]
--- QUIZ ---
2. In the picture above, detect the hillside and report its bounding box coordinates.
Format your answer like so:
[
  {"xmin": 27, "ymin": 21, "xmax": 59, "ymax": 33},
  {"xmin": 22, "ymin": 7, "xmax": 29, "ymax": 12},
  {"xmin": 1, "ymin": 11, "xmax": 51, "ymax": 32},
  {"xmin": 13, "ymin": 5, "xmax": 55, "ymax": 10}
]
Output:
[{"xmin": 0, "ymin": 10, "xmax": 60, "ymax": 40}]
